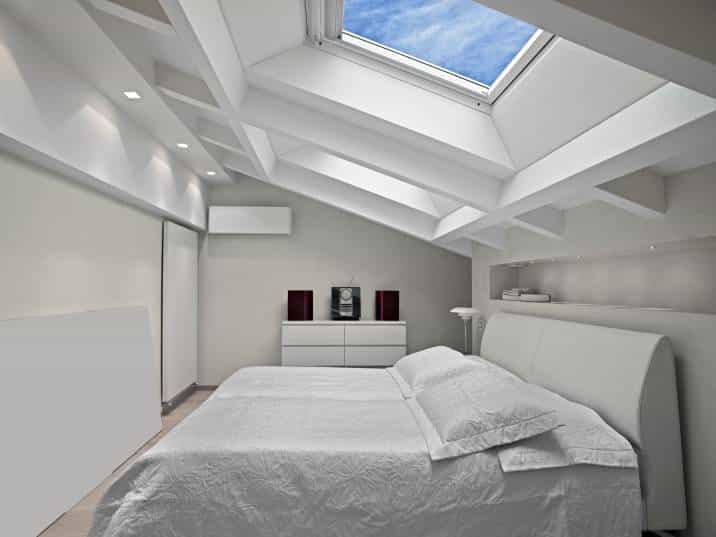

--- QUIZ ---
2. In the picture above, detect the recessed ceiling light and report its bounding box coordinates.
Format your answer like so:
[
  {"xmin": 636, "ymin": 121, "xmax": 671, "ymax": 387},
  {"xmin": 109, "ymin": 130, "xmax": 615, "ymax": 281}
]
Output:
[
  {"xmin": 176, "ymin": 143, "xmax": 189, "ymax": 149},
  {"xmin": 649, "ymin": 244, "xmax": 655, "ymax": 250},
  {"xmin": 206, "ymin": 171, "xmax": 216, "ymax": 176},
  {"xmin": 123, "ymin": 91, "xmax": 141, "ymax": 100}
]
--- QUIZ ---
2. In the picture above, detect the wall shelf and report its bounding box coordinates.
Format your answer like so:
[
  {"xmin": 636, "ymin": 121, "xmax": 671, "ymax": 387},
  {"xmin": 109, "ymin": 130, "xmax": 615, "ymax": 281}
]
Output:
[
  {"xmin": 489, "ymin": 237, "xmax": 716, "ymax": 316},
  {"xmin": 491, "ymin": 299, "xmax": 678, "ymax": 313}
]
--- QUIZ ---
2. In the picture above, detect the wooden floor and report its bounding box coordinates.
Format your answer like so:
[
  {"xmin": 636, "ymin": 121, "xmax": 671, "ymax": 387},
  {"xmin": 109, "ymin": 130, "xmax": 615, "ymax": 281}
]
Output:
[{"xmin": 38, "ymin": 389, "xmax": 214, "ymax": 537}]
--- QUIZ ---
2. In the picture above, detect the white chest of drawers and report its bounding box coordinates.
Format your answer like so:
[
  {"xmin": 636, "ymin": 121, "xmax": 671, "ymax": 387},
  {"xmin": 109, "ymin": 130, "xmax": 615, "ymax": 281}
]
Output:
[{"xmin": 281, "ymin": 321, "xmax": 407, "ymax": 367}]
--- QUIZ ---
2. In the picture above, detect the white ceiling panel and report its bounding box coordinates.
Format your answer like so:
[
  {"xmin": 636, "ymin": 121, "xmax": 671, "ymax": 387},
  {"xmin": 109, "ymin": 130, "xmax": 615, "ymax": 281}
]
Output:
[
  {"xmin": 429, "ymin": 194, "xmax": 464, "ymax": 218},
  {"xmin": 651, "ymin": 143, "xmax": 716, "ymax": 177},
  {"xmin": 492, "ymin": 38, "xmax": 665, "ymax": 170},
  {"xmin": 3, "ymin": 0, "xmax": 714, "ymax": 255},
  {"xmin": 2, "ymin": 0, "xmax": 230, "ymax": 182},
  {"xmin": 220, "ymin": 0, "xmax": 306, "ymax": 66},
  {"xmin": 249, "ymin": 45, "xmax": 514, "ymax": 176},
  {"xmin": 90, "ymin": 7, "xmax": 201, "ymax": 79},
  {"xmin": 267, "ymin": 131, "xmax": 306, "ymax": 156}
]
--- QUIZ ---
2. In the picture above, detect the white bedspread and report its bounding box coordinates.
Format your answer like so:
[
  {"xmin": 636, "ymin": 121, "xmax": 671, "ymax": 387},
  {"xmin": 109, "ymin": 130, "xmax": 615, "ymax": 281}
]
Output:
[
  {"xmin": 90, "ymin": 395, "xmax": 641, "ymax": 537},
  {"xmin": 211, "ymin": 366, "xmax": 404, "ymax": 400}
]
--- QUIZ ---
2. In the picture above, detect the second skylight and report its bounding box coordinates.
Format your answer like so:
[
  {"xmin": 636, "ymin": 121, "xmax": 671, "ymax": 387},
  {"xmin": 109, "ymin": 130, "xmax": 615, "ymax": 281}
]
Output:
[{"xmin": 342, "ymin": 0, "xmax": 538, "ymax": 88}]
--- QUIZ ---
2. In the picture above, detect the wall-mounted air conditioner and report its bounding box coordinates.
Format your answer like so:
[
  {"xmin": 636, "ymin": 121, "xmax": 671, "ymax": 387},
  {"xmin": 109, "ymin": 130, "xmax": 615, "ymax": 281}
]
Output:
[{"xmin": 208, "ymin": 206, "xmax": 292, "ymax": 235}]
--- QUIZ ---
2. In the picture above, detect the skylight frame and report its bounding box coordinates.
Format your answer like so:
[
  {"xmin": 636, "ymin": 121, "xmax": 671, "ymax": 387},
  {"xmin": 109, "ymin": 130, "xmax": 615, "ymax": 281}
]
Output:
[{"xmin": 306, "ymin": 0, "xmax": 553, "ymax": 106}]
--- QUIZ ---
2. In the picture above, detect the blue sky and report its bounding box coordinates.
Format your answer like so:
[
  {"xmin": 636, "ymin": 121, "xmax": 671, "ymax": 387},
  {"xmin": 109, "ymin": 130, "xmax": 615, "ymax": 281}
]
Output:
[{"xmin": 343, "ymin": 0, "xmax": 537, "ymax": 86}]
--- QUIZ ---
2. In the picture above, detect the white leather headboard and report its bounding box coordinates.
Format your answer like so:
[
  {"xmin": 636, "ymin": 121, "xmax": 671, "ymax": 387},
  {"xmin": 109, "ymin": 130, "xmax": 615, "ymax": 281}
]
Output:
[{"xmin": 481, "ymin": 312, "xmax": 687, "ymax": 532}]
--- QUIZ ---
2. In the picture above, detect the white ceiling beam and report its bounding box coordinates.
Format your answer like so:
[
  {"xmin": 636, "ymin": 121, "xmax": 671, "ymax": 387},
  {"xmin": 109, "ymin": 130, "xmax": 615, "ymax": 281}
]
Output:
[
  {"xmin": 224, "ymin": 156, "xmax": 435, "ymax": 243},
  {"xmin": 435, "ymin": 83, "xmax": 716, "ymax": 240},
  {"xmin": 241, "ymin": 88, "xmax": 501, "ymax": 210},
  {"xmin": 157, "ymin": 0, "xmax": 276, "ymax": 180},
  {"xmin": 197, "ymin": 118, "xmax": 245, "ymax": 155},
  {"xmin": 468, "ymin": 227, "xmax": 507, "ymax": 251},
  {"xmin": 242, "ymin": 124, "xmax": 276, "ymax": 179},
  {"xmin": 271, "ymin": 163, "xmax": 436, "ymax": 244},
  {"xmin": 433, "ymin": 207, "xmax": 486, "ymax": 239},
  {"xmin": 249, "ymin": 45, "xmax": 514, "ymax": 174},
  {"xmin": 0, "ymin": 8, "xmax": 206, "ymax": 230},
  {"xmin": 21, "ymin": 1, "xmax": 230, "ymax": 184},
  {"xmin": 155, "ymin": 65, "xmax": 502, "ymax": 211},
  {"xmin": 223, "ymin": 153, "xmax": 256, "ymax": 177},
  {"xmin": 593, "ymin": 169, "xmax": 666, "ymax": 219},
  {"xmin": 281, "ymin": 147, "xmax": 441, "ymax": 217},
  {"xmin": 499, "ymin": 85, "xmax": 715, "ymax": 209},
  {"xmin": 155, "ymin": 62, "xmax": 222, "ymax": 114},
  {"xmin": 87, "ymin": 0, "xmax": 174, "ymax": 35},
  {"xmin": 432, "ymin": 237, "xmax": 474, "ymax": 257},
  {"xmin": 476, "ymin": 0, "xmax": 716, "ymax": 99},
  {"xmin": 510, "ymin": 206, "xmax": 565, "ymax": 239},
  {"xmin": 223, "ymin": 155, "xmax": 468, "ymax": 257},
  {"xmin": 223, "ymin": 153, "xmax": 257, "ymax": 177}
]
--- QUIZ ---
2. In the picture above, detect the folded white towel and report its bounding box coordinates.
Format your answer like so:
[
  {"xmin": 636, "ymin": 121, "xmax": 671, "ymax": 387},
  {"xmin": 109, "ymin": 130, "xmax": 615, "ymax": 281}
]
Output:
[{"xmin": 519, "ymin": 294, "xmax": 551, "ymax": 302}]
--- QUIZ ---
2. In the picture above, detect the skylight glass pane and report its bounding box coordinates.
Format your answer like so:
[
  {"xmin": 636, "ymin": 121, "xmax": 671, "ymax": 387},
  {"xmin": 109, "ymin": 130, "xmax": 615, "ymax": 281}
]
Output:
[{"xmin": 343, "ymin": 0, "xmax": 538, "ymax": 87}]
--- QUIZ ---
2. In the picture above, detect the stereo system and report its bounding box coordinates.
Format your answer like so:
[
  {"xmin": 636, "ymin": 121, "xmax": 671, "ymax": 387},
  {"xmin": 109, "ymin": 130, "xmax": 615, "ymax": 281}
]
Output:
[
  {"xmin": 287, "ymin": 288, "xmax": 398, "ymax": 321},
  {"xmin": 331, "ymin": 287, "xmax": 361, "ymax": 320}
]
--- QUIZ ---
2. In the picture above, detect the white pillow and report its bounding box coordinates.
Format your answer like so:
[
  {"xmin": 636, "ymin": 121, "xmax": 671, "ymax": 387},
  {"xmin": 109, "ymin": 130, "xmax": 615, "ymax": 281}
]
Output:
[
  {"xmin": 413, "ymin": 369, "xmax": 560, "ymax": 460},
  {"xmin": 464, "ymin": 355, "xmax": 522, "ymax": 382},
  {"xmin": 498, "ymin": 391, "xmax": 638, "ymax": 472},
  {"xmin": 387, "ymin": 346, "xmax": 474, "ymax": 397}
]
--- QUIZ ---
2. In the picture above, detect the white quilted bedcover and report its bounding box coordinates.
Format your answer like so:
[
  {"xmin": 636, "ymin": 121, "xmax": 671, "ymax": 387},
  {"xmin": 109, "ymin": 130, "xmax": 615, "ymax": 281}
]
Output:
[{"xmin": 90, "ymin": 391, "xmax": 641, "ymax": 537}]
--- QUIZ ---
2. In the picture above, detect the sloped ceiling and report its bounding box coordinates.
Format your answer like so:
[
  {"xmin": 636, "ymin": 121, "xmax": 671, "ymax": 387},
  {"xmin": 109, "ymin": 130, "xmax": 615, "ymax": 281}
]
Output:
[
  {"xmin": 0, "ymin": 0, "xmax": 714, "ymax": 258},
  {"xmin": 492, "ymin": 38, "xmax": 665, "ymax": 169}
]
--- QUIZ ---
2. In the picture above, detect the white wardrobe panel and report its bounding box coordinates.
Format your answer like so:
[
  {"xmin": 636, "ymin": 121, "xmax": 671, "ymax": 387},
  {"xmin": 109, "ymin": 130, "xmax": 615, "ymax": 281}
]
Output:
[
  {"xmin": 162, "ymin": 221, "xmax": 198, "ymax": 402},
  {"xmin": 0, "ymin": 308, "xmax": 161, "ymax": 537}
]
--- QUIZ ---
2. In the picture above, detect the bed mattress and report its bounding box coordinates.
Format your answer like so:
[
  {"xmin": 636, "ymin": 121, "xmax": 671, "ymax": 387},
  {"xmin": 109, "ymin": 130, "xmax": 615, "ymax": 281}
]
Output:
[
  {"xmin": 211, "ymin": 365, "xmax": 404, "ymax": 400},
  {"xmin": 90, "ymin": 393, "xmax": 641, "ymax": 537}
]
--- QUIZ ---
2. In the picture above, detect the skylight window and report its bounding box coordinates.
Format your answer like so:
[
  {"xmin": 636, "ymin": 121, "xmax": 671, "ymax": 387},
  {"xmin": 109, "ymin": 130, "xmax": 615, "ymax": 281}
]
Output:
[{"xmin": 343, "ymin": 0, "xmax": 538, "ymax": 88}]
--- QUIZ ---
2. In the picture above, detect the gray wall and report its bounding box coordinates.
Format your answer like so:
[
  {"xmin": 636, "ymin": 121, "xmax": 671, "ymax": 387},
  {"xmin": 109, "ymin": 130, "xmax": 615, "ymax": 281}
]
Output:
[
  {"xmin": 199, "ymin": 178, "xmax": 472, "ymax": 385},
  {"xmin": 472, "ymin": 163, "xmax": 716, "ymax": 537},
  {"xmin": 510, "ymin": 238, "xmax": 716, "ymax": 314},
  {"xmin": 0, "ymin": 151, "xmax": 163, "ymax": 393}
]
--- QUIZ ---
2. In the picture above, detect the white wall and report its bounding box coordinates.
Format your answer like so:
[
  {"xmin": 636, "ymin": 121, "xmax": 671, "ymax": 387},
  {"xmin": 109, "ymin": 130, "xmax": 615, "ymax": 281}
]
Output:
[
  {"xmin": 0, "ymin": 151, "xmax": 164, "ymax": 393},
  {"xmin": 199, "ymin": 178, "xmax": 472, "ymax": 385},
  {"xmin": 472, "ymin": 163, "xmax": 716, "ymax": 537}
]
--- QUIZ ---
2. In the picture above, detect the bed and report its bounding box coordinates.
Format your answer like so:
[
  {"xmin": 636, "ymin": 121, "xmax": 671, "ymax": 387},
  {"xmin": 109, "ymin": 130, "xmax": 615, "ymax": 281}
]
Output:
[
  {"xmin": 90, "ymin": 313, "xmax": 686, "ymax": 537},
  {"xmin": 210, "ymin": 364, "xmax": 404, "ymax": 400}
]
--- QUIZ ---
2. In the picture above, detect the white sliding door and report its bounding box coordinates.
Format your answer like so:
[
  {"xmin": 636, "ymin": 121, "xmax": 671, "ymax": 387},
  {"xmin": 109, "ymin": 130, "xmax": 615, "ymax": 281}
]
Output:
[{"xmin": 162, "ymin": 221, "xmax": 198, "ymax": 402}]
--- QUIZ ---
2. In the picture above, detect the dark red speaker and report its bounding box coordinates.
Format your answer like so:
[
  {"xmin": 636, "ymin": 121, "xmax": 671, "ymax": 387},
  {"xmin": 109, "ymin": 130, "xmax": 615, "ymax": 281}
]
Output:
[
  {"xmin": 287, "ymin": 290, "xmax": 313, "ymax": 321},
  {"xmin": 375, "ymin": 290, "xmax": 399, "ymax": 321}
]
